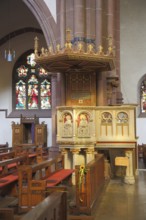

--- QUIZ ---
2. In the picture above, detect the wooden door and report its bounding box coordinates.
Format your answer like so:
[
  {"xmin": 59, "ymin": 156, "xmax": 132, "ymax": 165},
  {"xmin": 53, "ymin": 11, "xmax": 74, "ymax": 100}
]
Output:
[
  {"xmin": 35, "ymin": 124, "xmax": 47, "ymax": 146},
  {"xmin": 12, "ymin": 123, "xmax": 23, "ymax": 147}
]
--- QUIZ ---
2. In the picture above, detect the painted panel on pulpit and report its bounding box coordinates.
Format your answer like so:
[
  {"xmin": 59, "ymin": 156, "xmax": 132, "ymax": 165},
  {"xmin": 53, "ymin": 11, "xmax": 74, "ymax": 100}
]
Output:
[
  {"xmin": 77, "ymin": 112, "xmax": 90, "ymax": 137},
  {"xmin": 62, "ymin": 112, "xmax": 73, "ymax": 137}
]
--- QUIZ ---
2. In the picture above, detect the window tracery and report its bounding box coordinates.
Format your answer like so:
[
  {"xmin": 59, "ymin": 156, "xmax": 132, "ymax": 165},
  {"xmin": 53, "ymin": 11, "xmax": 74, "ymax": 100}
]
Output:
[{"xmin": 13, "ymin": 51, "xmax": 51, "ymax": 111}]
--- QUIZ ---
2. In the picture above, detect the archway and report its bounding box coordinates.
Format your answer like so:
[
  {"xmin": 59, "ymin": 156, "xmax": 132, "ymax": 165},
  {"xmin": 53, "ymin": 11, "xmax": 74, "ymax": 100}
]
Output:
[{"xmin": 22, "ymin": 0, "xmax": 57, "ymax": 48}]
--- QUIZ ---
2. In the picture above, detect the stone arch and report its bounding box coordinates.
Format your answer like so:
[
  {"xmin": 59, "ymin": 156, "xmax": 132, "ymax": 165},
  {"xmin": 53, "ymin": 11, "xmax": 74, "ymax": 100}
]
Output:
[{"xmin": 22, "ymin": 0, "xmax": 57, "ymax": 49}]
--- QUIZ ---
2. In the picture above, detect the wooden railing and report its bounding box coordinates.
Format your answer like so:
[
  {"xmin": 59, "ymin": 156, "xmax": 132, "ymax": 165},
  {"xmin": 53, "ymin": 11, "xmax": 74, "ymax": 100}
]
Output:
[{"xmin": 74, "ymin": 154, "xmax": 105, "ymax": 215}]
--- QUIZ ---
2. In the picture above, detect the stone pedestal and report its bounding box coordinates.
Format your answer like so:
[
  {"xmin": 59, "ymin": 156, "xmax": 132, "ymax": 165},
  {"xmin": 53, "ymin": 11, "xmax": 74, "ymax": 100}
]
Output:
[{"xmin": 124, "ymin": 150, "xmax": 135, "ymax": 184}]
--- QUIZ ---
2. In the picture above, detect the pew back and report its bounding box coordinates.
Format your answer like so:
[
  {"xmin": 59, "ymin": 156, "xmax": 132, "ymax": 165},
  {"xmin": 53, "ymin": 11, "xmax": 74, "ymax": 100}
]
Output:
[
  {"xmin": 18, "ymin": 154, "xmax": 74, "ymax": 210},
  {"xmin": 21, "ymin": 190, "xmax": 67, "ymax": 220}
]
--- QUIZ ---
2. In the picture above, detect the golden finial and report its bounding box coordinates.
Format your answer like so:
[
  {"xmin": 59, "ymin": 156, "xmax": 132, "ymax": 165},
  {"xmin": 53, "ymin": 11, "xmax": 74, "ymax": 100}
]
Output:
[
  {"xmin": 48, "ymin": 45, "xmax": 53, "ymax": 54},
  {"xmin": 34, "ymin": 36, "xmax": 39, "ymax": 56},
  {"xmin": 98, "ymin": 45, "xmax": 103, "ymax": 55},
  {"xmin": 88, "ymin": 44, "xmax": 94, "ymax": 53},
  {"xmin": 77, "ymin": 42, "xmax": 83, "ymax": 52},
  {"xmin": 107, "ymin": 36, "xmax": 115, "ymax": 56},
  {"xmin": 56, "ymin": 44, "xmax": 61, "ymax": 53},
  {"xmin": 41, "ymin": 47, "xmax": 45, "ymax": 56},
  {"xmin": 107, "ymin": 36, "xmax": 113, "ymax": 47},
  {"xmin": 66, "ymin": 29, "xmax": 71, "ymax": 43}
]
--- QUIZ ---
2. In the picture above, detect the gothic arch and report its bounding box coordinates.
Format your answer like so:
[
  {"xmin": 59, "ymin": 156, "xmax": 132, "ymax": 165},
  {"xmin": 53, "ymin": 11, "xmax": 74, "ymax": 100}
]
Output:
[{"xmin": 22, "ymin": 0, "xmax": 57, "ymax": 49}]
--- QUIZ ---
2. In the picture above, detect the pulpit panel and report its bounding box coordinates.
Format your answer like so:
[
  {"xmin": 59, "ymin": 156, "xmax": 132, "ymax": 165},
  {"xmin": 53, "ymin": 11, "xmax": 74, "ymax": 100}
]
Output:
[{"xmin": 57, "ymin": 105, "xmax": 137, "ymax": 145}]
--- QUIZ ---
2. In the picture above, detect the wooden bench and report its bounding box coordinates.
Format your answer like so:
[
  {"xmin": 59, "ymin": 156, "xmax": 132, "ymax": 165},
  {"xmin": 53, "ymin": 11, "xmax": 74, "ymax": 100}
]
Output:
[
  {"xmin": 0, "ymin": 142, "xmax": 9, "ymax": 153},
  {"xmin": 18, "ymin": 154, "xmax": 74, "ymax": 210},
  {"xmin": 0, "ymin": 155, "xmax": 28, "ymax": 196},
  {"xmin": 0, "ymin": 208, "xmax": 14, "ymax": 220},
  {"xmin": 14, "ymin": 145, "xmax": 48, "ymax": 164},
  {"xmin": 21, "ymin": 190, "xmax": 67, "ymax": 220},
  {"xmin": 0, "ymin": 151, "xmax": 15, "ymax": 161}
]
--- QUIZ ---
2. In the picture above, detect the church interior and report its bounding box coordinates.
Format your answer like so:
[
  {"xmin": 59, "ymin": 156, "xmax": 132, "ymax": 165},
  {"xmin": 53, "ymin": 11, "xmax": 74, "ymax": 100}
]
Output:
[{"xmin": 0, "ymin": 0, "xmax": 146, "ymax": 219}]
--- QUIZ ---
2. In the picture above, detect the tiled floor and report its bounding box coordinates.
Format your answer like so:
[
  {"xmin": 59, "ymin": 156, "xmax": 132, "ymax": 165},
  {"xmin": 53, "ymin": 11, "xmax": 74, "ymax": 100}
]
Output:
[{"xmin": 94, "ymin": 170, "xmax": 146, "ymax": 220}]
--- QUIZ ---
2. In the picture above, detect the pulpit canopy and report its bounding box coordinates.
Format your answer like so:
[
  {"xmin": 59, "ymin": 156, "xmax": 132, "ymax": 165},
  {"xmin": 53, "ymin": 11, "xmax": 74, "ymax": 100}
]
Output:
[{"xmin": 34, "ymin": 30, "xmax": 115, "ymax": 74}]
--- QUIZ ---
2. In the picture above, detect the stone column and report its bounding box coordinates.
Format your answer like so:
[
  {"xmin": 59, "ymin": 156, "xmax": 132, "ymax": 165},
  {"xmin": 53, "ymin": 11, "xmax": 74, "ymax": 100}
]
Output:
[
  {"xmin": 74, "ymin": 0, "xmax": 85, "ymax": 38},
  {"xmin": 51, "ymin": 74, "xmax": 57, "ymax": 147},
  {"xmin": 70, "ymin": 148, "xmax": 80, "ymax": 185},
  {"xmin": 86, "ymin": 0, "xmax": 96, "ymax": 41},
  {"xmin": 84, "ymin": 147, "xmax": 95, "ymax": 164},
  {"xmin": 59, "ymin": 0, "xmax": 66, "ymax": 47},
  {"xmin": 115, "ymin": 0, "xmax": 123, "ymax": 104},
  {"xmin": 51, "ymin": 72, "xmax": 65, "ymax": 147},
  {"xmin": 107, "ymin": 0, "xmax": 114, "ymax": 41},
  {"xmin": 124, "ymin": 150, "xmax": 135, "ymax": 184},
  {"xmin": 95, "ymin": 0, "xmax": 103, "ymax": 48},
  {"xmin": 60, "ymin": 148, "xmax": 68, "ymax": 169}
]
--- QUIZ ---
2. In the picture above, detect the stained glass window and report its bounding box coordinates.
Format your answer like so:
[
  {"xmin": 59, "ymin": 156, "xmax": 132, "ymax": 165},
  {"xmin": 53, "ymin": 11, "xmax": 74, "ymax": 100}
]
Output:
[
  {"xmin": 141, "ymin": 80, "xmax": 146, "ymax": 113},
  {"xmin": 16, "ymin": 80, "xmax": 26, "ymax": 109},
  {"xmin": 14, "ymin": 51, "xmax": 51, "ymax": 111}
]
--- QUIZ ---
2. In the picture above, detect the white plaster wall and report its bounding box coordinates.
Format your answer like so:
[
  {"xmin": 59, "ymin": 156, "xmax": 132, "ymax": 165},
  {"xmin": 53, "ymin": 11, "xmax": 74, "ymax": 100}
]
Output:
[
  {"xmin": 120, "ymin": 0, "xmax": 146, "ymax": 104},
  {"xmin": 0, "ymin": 32, "xmax": 51, "ymax": 147},
  {"xmin": 120, "ymin": 0, "xmax": 146, "ymax": 144}
]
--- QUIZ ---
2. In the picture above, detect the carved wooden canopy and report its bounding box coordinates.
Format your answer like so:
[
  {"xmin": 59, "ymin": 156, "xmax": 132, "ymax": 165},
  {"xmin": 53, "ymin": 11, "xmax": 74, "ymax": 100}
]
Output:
[
  {"xmin": 35, "ymin": 52, "xmax": 115, "ymax": 73},
  {"xmin": 34, "ymin": 30, "xmax": 115, "ymax": 74}
]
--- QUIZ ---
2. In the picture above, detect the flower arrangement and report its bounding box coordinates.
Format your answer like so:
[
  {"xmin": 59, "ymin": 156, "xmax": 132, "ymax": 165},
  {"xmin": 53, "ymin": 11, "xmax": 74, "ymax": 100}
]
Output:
[{"xmin": 78, "ymin": 164, "xmax": 87, "ymax": 188}]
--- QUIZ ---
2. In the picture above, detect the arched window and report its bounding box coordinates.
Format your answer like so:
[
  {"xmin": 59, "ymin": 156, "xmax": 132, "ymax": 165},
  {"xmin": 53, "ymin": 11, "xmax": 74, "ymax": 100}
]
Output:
[
  {"xmin": 140, "ymin": 79, "xmax": 146, "ymax": 114},
  {"xmin": 12, "ymin": 50, "xmax": 51, "ymax": 117}
]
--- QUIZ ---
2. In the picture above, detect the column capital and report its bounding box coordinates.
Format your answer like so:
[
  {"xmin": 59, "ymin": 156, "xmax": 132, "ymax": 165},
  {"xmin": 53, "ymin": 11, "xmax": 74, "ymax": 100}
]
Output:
[
  {"xmin": 70, "ymin": 148, "xmax": 80, "ymax": 154},
  {"xmin": 84, "ymin": 148, "xmax": 95, "ymax": 154},
  {"xmin": 60, "ymin": 148, "xmax": 68, "ymax": 155}
]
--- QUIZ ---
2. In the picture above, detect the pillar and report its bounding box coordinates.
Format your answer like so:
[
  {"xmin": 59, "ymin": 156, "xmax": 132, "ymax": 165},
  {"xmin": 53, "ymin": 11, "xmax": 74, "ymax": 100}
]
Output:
[
  {"xmin": 59, "ymin": 0, "xmax": 66, "ymax": 47},
  {"xmin": 85, "ymin": 147, "xmax": 95, "ymax": 164},
  {"xmin": 74, "ymin": 0, "xmax": 85, "ymax": 38},
  {"xmin": 124, "ymin": 150, "xmax": 135, "ymax": 184},
  {"xmin": 60, "ymin": 148, "xmax": 68, "ymax": 169},
  {"xmin": 70, "ymin": 148, "xmax": 80, "ymax": 184},
  {"xmin": 95, "ymin": 0, "xmax": 103, "ymax": 48},
  {"xmin": 86, "ymin": 0, "xmax": 96, "ymax": 41},
  {"xmin": 51, "ymin": 74, "xmax": 57, "ymax": 147}
]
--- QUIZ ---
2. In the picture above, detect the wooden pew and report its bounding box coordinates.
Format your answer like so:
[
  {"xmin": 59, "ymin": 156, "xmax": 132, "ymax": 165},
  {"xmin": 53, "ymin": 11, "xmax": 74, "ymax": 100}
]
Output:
[
  {"xmin": 0, "ymin": 142, "xmax": 9, "ymax": 152},
  {"xmin": 14, "ymin": 145, "xmax": 48, "ymax": 164},
  {"xmin": 0, "ymin": 151, "xmax": 15, "ymax": 161},
  {"xmin": 0, "ymin": 208, "xmax": 14, "ymax": 220},
  {"xmin": 18, "ymin": 154, "xmax": 74, "ymax": 211},
  {"xmin": 0, "ymin": 155, "xmax": 28, "ymax": 196},
  {"xmin": 21, "ymin": 190, "xmax": 67, "ymax": 220}
]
